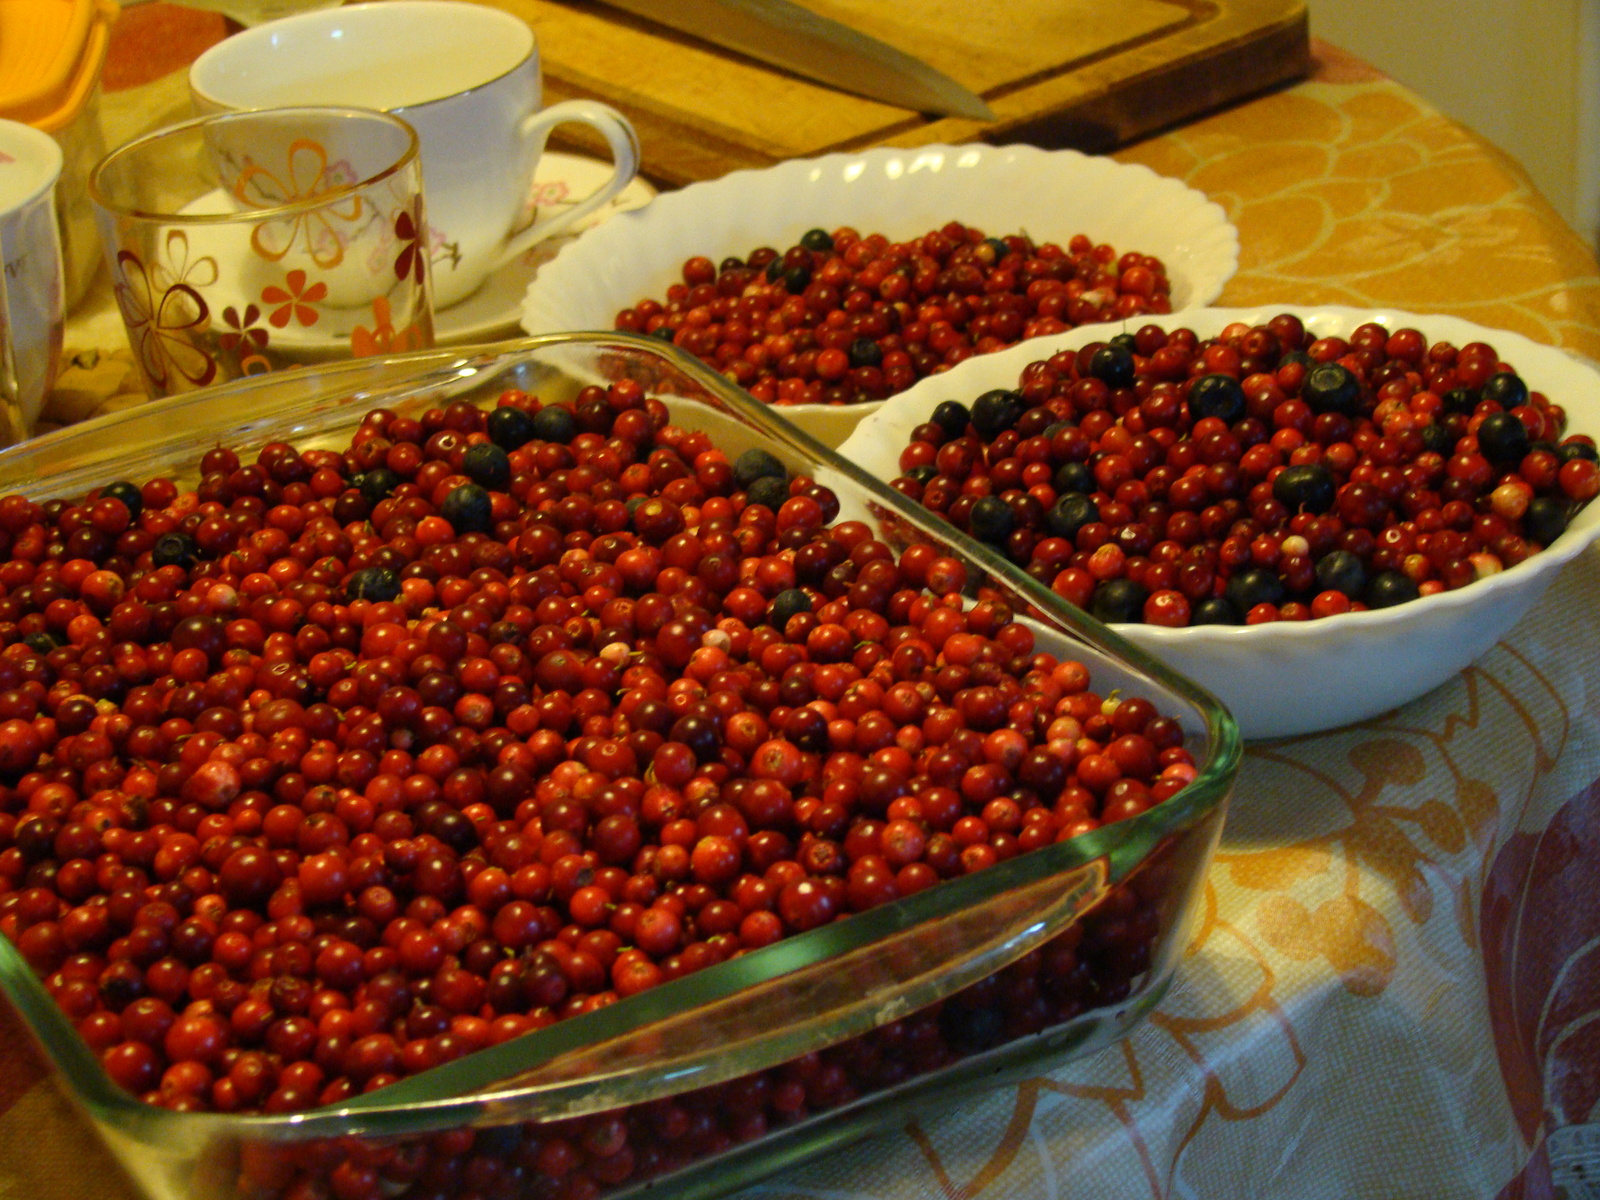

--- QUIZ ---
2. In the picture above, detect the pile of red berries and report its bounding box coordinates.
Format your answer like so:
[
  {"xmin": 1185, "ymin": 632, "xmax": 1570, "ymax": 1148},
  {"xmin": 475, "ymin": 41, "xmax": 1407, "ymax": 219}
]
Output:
[
  {"xmin": 213, "ymin": 841, "xmax": 1173, "ymax": 1200},
  {"xmin": 0, "ymin": 379, "xmax": 1201, "ymax": 1197},
  {"xmin": 612, "ymin": 224, "xmax": 1173, "ymax": 407},
  {"xmin": 889, "ymin": 315, "xmax": 1600, "ymax": 626}
]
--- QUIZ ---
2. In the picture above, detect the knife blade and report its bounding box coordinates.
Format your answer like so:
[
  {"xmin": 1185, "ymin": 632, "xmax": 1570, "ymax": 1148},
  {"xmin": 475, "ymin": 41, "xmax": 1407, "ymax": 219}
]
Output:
[{"xmin": 595, "ymin": 0, "xmax": 996, "ymax": 121}]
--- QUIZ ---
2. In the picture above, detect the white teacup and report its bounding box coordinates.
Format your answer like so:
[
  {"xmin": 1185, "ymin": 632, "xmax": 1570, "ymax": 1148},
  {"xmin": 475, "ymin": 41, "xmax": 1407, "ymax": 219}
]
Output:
[
  {"xmin": 189, "ymin": 0, "xmax": 641, "ymax": 310},
  {"xmin": 0, "ymin": 119, "xmax": 65, "ymax": 443}
]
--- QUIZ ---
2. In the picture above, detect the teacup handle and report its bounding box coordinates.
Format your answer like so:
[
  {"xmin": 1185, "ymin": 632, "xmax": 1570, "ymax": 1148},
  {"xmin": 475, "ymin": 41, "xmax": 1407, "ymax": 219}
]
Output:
[{"xmin": 494, "ymin": 99, "xmax": 642, "ymax": 270}]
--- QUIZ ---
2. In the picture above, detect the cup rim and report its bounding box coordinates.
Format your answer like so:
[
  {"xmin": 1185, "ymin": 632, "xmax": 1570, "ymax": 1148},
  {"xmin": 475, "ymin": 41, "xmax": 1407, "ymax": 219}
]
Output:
[
  {"xmin": 0, "ymin": 118, "xmax": 65, "ymax": 216},
  {"xmin": 87, "ymin": 105, "xmax": 423, "ymax": 225},
  {"xmin": 188, "ymin": 0, "xmax": 537, "ymax": 115}
]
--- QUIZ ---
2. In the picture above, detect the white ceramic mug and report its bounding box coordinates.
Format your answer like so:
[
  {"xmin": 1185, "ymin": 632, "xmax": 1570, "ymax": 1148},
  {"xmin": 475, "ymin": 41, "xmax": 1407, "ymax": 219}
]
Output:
[
  {"xmin": 189, "ymin": 0, "xmax": 641, "ymax": 309},
  {"xmin": 0, "ymin": 119, "xmax": 65, "ymax": 442}
]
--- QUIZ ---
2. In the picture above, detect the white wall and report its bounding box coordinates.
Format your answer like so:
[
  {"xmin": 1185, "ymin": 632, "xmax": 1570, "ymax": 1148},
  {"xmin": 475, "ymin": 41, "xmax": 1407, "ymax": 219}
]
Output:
[{"xmin": 1310, "ymin": 0, "xmax": 1600, "ymax": 250}]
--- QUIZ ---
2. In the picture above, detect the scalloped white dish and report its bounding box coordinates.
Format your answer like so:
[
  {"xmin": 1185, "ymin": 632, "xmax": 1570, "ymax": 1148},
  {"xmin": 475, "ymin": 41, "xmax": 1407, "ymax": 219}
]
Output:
[
  {"xmin": 837, "ymin": 306, "xmax": 1600, "ymax": 739},
  {"xmin": 520, "ymin": 144, "xmax": 1238, "ymax": 448}
]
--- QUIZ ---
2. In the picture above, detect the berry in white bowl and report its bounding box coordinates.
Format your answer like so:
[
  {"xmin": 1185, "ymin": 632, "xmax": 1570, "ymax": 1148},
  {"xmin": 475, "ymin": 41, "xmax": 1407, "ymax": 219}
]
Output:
[
  {"xmin": 521, "ymin": 143, "xmax": 1238, "ymax": 448},
  {"xmin": 836, "ymin": 306, "xmax": 1600, "ymax": 739}
]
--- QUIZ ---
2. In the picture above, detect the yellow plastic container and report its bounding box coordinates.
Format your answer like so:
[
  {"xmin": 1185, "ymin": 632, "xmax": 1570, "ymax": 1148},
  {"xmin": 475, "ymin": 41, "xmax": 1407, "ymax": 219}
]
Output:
[{"xmin": 0, "ymin": 0, "xmax": 120, "ymax": 308}]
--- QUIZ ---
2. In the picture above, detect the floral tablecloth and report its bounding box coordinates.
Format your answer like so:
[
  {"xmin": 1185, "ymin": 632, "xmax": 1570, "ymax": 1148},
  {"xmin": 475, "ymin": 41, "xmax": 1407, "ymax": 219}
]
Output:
[{"xmin": 7, "ymin": 26, "xmax": 1600, "ymax": 1200}]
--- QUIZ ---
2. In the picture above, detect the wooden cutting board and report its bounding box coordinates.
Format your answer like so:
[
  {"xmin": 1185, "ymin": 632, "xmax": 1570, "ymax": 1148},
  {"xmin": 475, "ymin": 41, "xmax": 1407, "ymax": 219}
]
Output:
[{"xmin": 477, "ymin": 0, "xmax": 1310, "ymax": 187}]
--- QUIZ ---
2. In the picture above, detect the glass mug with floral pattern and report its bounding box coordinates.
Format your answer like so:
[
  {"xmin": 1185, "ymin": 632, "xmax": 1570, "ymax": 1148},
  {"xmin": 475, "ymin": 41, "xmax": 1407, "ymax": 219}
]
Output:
[{"xmin": 88, "ymin": 106, "xmax": 433, "ymax": 398}]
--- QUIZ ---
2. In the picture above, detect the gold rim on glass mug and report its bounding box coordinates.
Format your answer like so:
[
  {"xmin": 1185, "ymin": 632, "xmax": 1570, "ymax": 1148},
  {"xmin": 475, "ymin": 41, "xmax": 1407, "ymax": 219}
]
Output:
[{"xmin": 88, "ymin": 105, "xmax": 435, "ymax": 398}]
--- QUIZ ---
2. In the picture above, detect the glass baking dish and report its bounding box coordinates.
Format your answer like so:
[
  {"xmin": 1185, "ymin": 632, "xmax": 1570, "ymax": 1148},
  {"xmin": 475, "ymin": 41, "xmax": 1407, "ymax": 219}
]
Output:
[{"xmin": 0, "ymin": 333, "xmax": 1241, "ymax": 1200}]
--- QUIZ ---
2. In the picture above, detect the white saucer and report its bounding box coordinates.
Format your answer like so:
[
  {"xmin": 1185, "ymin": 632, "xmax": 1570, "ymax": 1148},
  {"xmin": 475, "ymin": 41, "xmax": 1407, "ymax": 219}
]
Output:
[{"xmin": 432, "ymin": 152, "xmax": 656, "ymax": 345}]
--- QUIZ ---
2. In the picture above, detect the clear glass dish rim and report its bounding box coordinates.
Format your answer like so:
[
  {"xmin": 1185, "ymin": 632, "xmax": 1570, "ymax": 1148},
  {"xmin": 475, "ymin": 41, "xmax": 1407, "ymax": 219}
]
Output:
[{"xmin": 0, "ymin": 332, "xmax": 1241, "ymax": 1143}]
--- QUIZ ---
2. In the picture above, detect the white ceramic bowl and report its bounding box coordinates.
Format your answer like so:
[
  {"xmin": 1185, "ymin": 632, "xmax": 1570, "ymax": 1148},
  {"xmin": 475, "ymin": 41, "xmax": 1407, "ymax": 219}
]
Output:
[
  {"xmin": 520, "ymin": 143, "xmax": 1238, "ymax": 448},
  {"xmin": 837, "ymin": 306, "xmax": 1600, "ymax": 739}
]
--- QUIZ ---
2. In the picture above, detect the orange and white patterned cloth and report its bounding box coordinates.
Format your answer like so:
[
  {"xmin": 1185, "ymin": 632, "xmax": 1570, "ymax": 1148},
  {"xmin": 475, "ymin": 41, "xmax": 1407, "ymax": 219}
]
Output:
[{"xmin": 5, "ymin": 30, "xmax": 1600, "ymax": 1200}]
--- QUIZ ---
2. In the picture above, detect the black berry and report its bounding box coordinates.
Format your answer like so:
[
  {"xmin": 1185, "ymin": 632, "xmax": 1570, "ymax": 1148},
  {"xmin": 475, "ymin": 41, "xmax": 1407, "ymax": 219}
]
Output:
[
  {"xmin": 1480, "ymin": 372, "xmax": 1529, "ymax": 409},
  {"xmin": 530, "ymin": 406, "xmax": 578, "ymax": 444},
  {"xmin": 440, "ymin": 484, "xmax": 493, "ymax": 533},
  {"xmin": 970, "ymin": 390, "xmax": 1024, "ymax": 438},
  {"xmin": 734, "ymin": 448, "xmax": 788, "ymax": 490},
  {"xmin": 357, "ymin": 468, "xmax": 400, "ymax": 504},
  {"xmin": 968, "ymin": 496, "xmax": 1014, "ymax": 544},
  {"xmin": 487, "ymin": 405, "xmax": 537, "ymax": 450},
  {"xmin": 1089, "ymin": 343, "xmax": 1135, "ymax": 388},
  {"xmin": 1052, "ymin": 462, "xmax": 1095, "ymax": 496},
  {"xmin": 1476, "ymin": 412, "xmax": 1530, "ymax": 466},
  {"xmin": 1272, "ymin": 463, "xmax": 1337, "ymax": 514},
  {"xmin": 1191, "ymin": 596, "xmax": 1242, "ymax": 625},
  {"xmin": 1225, "ymin": 567, "xmax": 1286, "ymax": 613},
  {"xmin": 847, "ymin": 338, "xmax": 883, "ymax": 369},
  {"xmin": 152, "ymin": 532, "xmax": 200, "ymax": 569},
  {"xmin": 1188, "ymin": 374, "xmax": 1245, "ymax": 423},
  {"xmin": 746, "ymin": 477, "xmax": 788, "ymax": 511},
  {"xmin": 1302, "ymin": 362, "xmax": 1361, "ymax": 415},
  {"xmin": 1090, "ymin": 578, "xmax": 1148, "ymax": 623},
  {"xmin": 1314, "ymin": 550, "xmax": 1366, "ymax": 598},
  {"xmin": 1044, "ymin": 493, "xmax": 1099, "ymax": 541},
  {"xmin": 931, "ymin": 401, "xmax": 970, "ymax": 438},
  {"xmin": 1525, "ymin": 496, "xmax": 1569, "ymax": 545},
  {"xmin": 462, "ymin": 444, "xmax": 511, "ymax": 491},
  {"xmin": 346, "ymin": 567, "xmax": 401, "ymax": 603},
  {"xmin": 768, "ymin": 588, "xmax": 812, "ymax": 630},
  {"xmin": 100, "ymin": 481, "xmax": 143, "ymax": 518},
  {"xmin": 1366, "ymin": 571, "xmax": 1420, "ymax": 608}
]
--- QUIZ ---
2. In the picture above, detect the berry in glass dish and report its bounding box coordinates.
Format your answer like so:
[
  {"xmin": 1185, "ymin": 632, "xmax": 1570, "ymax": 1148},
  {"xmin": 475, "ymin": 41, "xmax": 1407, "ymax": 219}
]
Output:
[{"xmin": 0, "ymin": 334, "xmax": 1237, "ymax": 1200}]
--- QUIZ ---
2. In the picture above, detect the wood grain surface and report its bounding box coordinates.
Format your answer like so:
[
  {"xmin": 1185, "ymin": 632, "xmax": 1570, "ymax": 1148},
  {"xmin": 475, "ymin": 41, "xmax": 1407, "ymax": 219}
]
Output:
[{"xmin": 482, "ymin": 0, "xmax": 1311, "ymax": 185}]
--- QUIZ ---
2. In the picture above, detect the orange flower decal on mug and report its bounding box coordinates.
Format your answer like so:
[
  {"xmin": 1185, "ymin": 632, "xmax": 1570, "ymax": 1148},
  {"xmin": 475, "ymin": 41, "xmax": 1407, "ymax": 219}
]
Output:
[
  {"xmin": 351, "ymin": 296, "xmax": 426, "ymax": 358},
  {"xmin": 233, "ymin": 139, "xmax": 364, "ymax": 270},
  {"xmin": 261, "ymin": 270, "xmax": 328, "ymax": 329}
]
